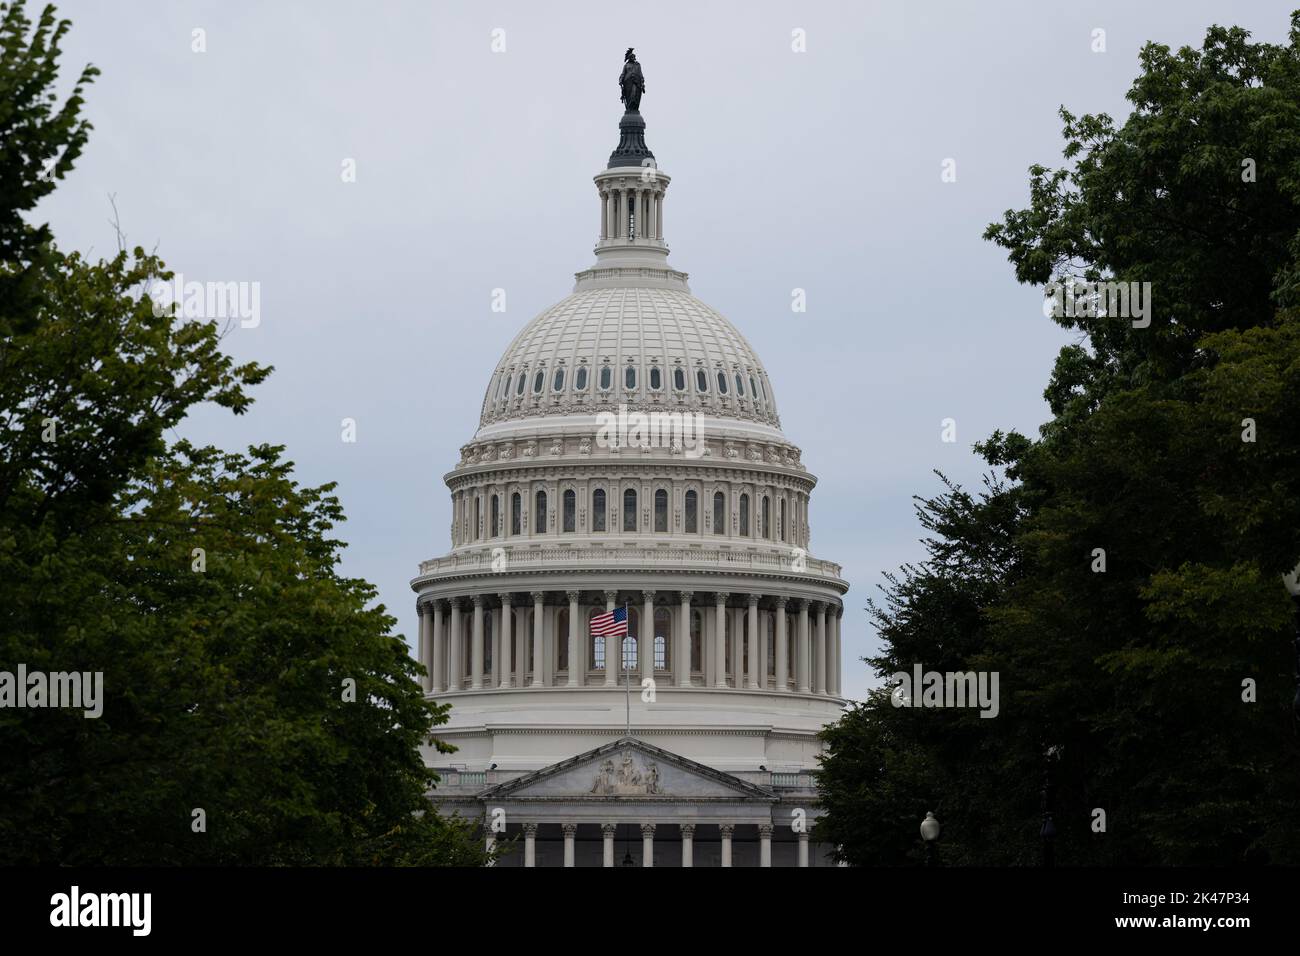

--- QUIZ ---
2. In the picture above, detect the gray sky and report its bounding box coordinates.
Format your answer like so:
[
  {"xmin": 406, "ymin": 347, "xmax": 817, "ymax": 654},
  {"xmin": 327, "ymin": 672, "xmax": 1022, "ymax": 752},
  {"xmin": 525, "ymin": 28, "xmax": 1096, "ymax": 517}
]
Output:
[{"xmin": 42, "ymin": 0, "xmax": 1300, "ymax": 704}]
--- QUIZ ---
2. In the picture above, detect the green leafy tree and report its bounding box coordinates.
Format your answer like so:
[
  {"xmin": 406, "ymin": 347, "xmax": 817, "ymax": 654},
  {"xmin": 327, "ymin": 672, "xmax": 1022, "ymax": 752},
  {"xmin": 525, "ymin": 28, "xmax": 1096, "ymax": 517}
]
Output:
[
  {"xmin": 818, "ymin": 15, "xmax": 1300, "ymax": 865},
  {"xmin": 0, "ymin": 1, "xmax": 487, "ymax": 865}
]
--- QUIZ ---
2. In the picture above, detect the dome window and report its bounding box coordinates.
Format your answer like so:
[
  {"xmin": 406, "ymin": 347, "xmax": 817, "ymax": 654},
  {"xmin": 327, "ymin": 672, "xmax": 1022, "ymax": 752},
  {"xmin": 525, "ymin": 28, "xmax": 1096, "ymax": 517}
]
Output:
[
  {"xmin": 716, "ymin": 371, "xmax": 728, "ymax": 395},
  {"xmin": 533, "ymin": 370, "xmax": 545, "ymax": 394},
  {"xmin": 735, "ymin": 373, "xmax": 745, "ymax": 396},
  {"xmin": 649, "ymin": 366, "xmax": 662, "ymax": 390},
  {"xmin": 673, "ymin": 368, "xmax": 686, "ymax": 391},
  {"xmin": 625, "ymin": 365, "xmax": 636, "ymax": 389},
  {"xmin": 516, "ymin": 373, "xmax": 526, "ymax": 396},
  {"xmin": 749, "ymin": 375, "xmax": 758, "ymax": 399},
  {"xmin": 500, "ymin": 374, "xmax": 511, "ymax": 399},
  {"xmin": 592, "ymin": 488, "xmax": 607, "ymax": 531},
  {"xmin": 575, "ymin": 366, "xmax": 588, "ymax": 391},
  {"xmin": 599, "ymin": 366, "xmax": 612, "ymax": 391},
  {"xmin": 696, "ymin": 369, "xmax": 708, "ymax": 393},
  {"xmin": 553, "ymin": 368, "xmax": 565, "ymax": 392}
]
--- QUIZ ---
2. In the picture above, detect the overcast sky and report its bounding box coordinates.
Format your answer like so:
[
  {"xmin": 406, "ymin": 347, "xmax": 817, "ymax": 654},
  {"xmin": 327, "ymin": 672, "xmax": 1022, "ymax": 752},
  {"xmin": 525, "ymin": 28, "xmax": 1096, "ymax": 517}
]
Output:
[{"xmin": 41, "ymin": 0, "xmax": 1299, "ymax": 703}]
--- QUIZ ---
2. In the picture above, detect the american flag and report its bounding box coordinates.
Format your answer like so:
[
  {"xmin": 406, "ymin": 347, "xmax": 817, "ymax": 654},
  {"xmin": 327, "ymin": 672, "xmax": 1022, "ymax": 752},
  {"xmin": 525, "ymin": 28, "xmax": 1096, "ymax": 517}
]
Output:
[{"xmin": 590, "ymin": 606, "xmax": 628, "ymax": 637}]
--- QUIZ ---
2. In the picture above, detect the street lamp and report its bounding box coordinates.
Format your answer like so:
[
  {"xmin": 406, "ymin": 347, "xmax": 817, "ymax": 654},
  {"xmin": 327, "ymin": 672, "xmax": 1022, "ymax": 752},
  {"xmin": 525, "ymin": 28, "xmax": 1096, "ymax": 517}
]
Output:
[
  {"xmin": 920, "ymin": 811, "xmax": 940, "ymax": 866},
  {"xmin": 1284, "ymin": 564, "xmax": 1300, "ymax": 728}
]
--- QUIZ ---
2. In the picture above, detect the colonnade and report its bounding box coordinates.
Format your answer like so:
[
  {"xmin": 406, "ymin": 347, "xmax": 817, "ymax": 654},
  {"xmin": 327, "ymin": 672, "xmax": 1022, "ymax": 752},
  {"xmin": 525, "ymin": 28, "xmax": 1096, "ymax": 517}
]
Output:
[{"xmin": 417, "ymin": 589, "xmax": 844, "ymax": 697}]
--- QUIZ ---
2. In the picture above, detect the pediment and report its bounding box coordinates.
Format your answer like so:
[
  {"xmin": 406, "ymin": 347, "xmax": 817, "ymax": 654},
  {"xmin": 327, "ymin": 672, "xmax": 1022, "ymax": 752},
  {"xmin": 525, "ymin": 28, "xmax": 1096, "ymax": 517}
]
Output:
[{"xmin": 480, "ymin": 738, "xmax": 774, "ymax": 802}]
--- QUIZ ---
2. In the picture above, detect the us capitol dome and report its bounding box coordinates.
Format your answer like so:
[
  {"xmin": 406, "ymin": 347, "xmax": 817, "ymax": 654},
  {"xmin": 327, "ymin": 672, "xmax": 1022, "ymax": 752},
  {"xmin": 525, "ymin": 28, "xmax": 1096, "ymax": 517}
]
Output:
[{"xmin": 411, "ymin": 50, "xmax": 848, "ymax": 867}]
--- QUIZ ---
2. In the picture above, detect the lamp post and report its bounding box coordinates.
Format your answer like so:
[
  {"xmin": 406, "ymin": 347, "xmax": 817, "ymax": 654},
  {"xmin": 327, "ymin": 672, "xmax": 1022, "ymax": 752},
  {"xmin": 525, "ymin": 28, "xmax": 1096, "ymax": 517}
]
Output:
[
  {"xmin": 1040, "ymin": 744, "xmax": 1060, "ymax": 868},
  {"xmin": 920, "ymin": 811, "xmax": 940, "ymax": 866},
  {"xmin": 1284, "ymin": 564, "xmax": 1300, "ymax": 732}
]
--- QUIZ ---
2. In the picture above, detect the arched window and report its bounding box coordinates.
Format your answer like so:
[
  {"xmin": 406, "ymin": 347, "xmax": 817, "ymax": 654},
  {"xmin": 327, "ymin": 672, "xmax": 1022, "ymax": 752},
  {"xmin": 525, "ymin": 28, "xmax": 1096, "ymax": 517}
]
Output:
[
  {"xmin": 626, "ymin": 607, "xmax": 641, "ymax": 669},
  {"xmin": 696, "ymin": 369, "xmax": 708, "ymax": 392},
  {"xmin": 761, "ymin": 495, "xmax": 769, "ymax": 539},
  {"xmin": 649, "ymin": 366, "xmax": 662, "ymax": 390},
  {"xmin": 673, "ymin": 367, "xmax": 686, "ymax": 391},
  {"xmin": 779, "ymin": 498, "xmax": 787, "ymax": 542},
  {"xmin": 749, "ymin": 375, "xmax": 758, "ymax": 400},
  {"xmin": 599, "ymin": 365, "xmax": 612, "ymax": 390},
  {"xmin": 622, "ymin": 488, "xmax": 637, "ymax": 532},
  {"xmin": 557, "ymin": 608, "xmax": 569, "ymax": 673},
  {"xmin": 654, "ymin": 607, "xmax": 672, "ymax": 671},
  {"xmin": 739, "ymin": 493, "xmax": 750, "ymax": 536},
  {"xmin": 735, "ymin": 373, "xmax": 745, "ymax": 396},
  {"xmin": 533, "ymin": 370, "xmax": 544, "ymax": 394},
  {"xmin": 563, "ymin": 489, "xmax": 576, "ymax": 532},
  {"xmin": 575, "ymin": 366, "xmax": 588, "ymax": 391},
  {"xmin": 716, "ymin": 371, "xmax": 728, "ymax": 394},
  {"xmin": 491, "ymin": 494, "xmax": 500, "ymax": 537},
  {"xmin": 713, "ymin": 491, "xmax": 726, "ymax": 535},
  {"xmin": 511, "ymin": 492, "xmax": 522, "ymax": 536},
  {"xmin": 500, "ymin": 374, "xmax": 511, "ymax": 399},
  {"xmin": 592, "ymin": 488, "xmax": 606, "ymax": 531},
  {"xmin": 654, "ymin": 489, "xmax": 668, "ymax": 532},
  {"xmin": 684, "ymin": 489, "xmax": 698, "ymax": 533},
  {"xmin": 534, "ymin": 490, "xmax": 547, "ymax": 534},
  {"xmin": 589, "ymin": 609, "xmax": 606, "ymax": 670},
  {"xmin": 624, "ymin": 365, "xmax": 636, "ymax": 389},
  {"xmin": 553, "ymin": 368, "xmax": 565, "ymax": 392},
  {"xmin": 516, "ymin": 373, "xmax": 526, "ymax": 396}
]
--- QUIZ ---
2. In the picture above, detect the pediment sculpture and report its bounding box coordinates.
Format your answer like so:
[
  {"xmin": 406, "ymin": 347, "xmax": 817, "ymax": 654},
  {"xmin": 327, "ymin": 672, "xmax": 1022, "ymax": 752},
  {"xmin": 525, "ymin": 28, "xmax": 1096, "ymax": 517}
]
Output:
[{"xmin": 590, "ymin": 752, "xmax": 661, "ymax": 795}]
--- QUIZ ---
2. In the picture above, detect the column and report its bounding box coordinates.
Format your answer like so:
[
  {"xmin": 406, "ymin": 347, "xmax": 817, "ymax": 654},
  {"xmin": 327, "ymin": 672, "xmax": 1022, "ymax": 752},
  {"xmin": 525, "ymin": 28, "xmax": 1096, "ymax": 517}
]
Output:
[
  {"xmin": 524, "ymin": 823, "xmax": 537, "ymax": 867},
  {"xmin": 797, "ymin": 599, "xmax": 811, "ymax": 693},
  {"xmin": 814, "ymin": 602, "xmax": 827, "ymax": 695},
  {"xmin": 720, "ymin": 824, "xmax": 734, "ymax": 867},
  {"xmin": 677, "ymin": 591, "xmax": 693, "ymax": 687},
  {"xmin": 563, "ymin": 824, "xmax": 576, "ymax": 867},
  {"xmin": 641, "ymin": 823, "xmax": 655, "ymax": 867},
  {"xmin": 832, "ymin": 606, "xmax": 841, "ymax": 695},
  {"xmin": 603, "ymin": 590, "xmax": 619, "ymax": 686},
  {"xmin": 713, "ymin": 593, "xmax": 729, "ymax": 688},
  {"xmin": 566, "ymin": 590, "xmax": 581, "ymax": 687},
  {"xmin": 531, "ymin": 592, "xmax": 545, "ymax": 688},
  {"xmin": 514, "ymin": 602, "xmax": 527, "ymax": 688},
  {"xmin": 498, "ymin": 594, "xmax": 513, "ymax": 688},
  {"xmin": 656, "ymin": 194, "xmax": 663, "ymax": 239},
  {"xmin": 774, "ymin": 597, "xmax": 788, "ymax": 691},
  {"xmin": 681, "ymin": 824, "xmax": 695, "ymax": 867},
  {"xmin": 641, "ymin": 590, "xmax": 655, "ymax": 683},
  {"xmin": 797, "ymin": 831, "xmax": 809, "ymax": 868},
  {"xmin": 471, "ymin": 596, "xmax": 485, "ymax": 689},
  {"xmin": 747, "ymin": 595, "xmax": 760, "ymax": 689},
  {"xmin": 602, "ymin": 823, "xmax": 616, "ymax": 867},
  {"xmin": 418, "ymin": 602, "xmax": 430, "ymax": 692},
  {"xmin": 759, "ymin": 824, "xmax": 773, "ymax": 867},
  {"xmin": 431, "ymin": 601, "xmax": 445, "ymax": 692},
  {"xmin": 448, "ymin": 599, "xmax": 463, "ymax": 691},
  {"xmin": 599, "ymin": 190, "xmax": 607, "ymax": 239},
  {"xmin": 647, "ymin": 189, "xmax": 657, "ymax": 241},
  {"xmin": 730, "ymin": 608, "xmax": 743, "ymax": 688}
]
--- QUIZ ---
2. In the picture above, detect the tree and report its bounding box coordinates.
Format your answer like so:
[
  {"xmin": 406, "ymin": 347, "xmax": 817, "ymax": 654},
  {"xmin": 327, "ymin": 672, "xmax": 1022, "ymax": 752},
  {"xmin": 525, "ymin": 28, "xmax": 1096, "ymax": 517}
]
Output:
[
  {"xmin": 817, "ymin": 14, "xmax": 1300, "ymax": 865},
  {"xmin": 0, "ymin": 1, "xmax": 487, "ymax": 865}
]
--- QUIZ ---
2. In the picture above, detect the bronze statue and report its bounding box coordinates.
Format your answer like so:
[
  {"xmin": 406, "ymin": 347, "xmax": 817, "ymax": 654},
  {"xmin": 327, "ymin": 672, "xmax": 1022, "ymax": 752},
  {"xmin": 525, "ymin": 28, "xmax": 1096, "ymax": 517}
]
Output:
[{"xmin": 619, "ymin": 47, "xmax": 644, "ymax": 111}]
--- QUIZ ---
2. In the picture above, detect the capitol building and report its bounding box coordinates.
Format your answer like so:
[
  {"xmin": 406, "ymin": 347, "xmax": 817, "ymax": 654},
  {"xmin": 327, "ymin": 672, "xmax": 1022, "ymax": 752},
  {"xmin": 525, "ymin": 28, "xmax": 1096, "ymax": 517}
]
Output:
[{"xmin": 411, "ymin": 53, "xmax": 848, "ymax": 867}]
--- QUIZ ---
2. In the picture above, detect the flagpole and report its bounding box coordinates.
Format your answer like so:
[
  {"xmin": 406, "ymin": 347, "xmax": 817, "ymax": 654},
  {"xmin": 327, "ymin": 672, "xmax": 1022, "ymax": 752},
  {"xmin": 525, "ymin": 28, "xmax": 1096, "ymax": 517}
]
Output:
[{"xmin": 624, "ymin": 602, "xmax": 631, "ymax": 738}]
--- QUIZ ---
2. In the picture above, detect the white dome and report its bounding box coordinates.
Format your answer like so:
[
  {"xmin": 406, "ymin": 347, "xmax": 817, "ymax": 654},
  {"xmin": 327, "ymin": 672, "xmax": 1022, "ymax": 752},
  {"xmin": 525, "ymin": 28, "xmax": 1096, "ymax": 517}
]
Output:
[{"xmin": 479, "ymin": 286, "xmax": 780, "ymax": 431}]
